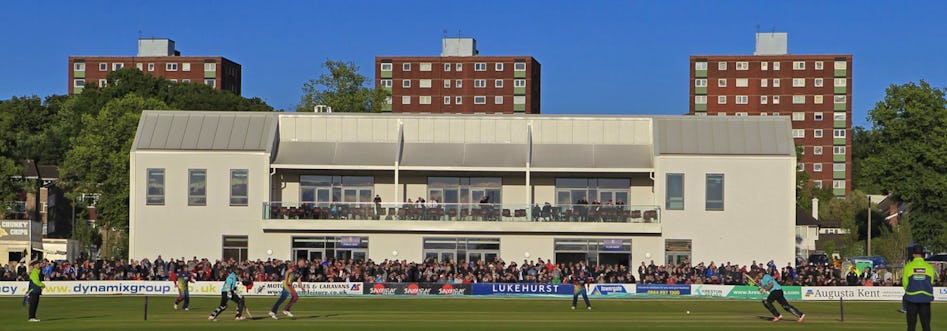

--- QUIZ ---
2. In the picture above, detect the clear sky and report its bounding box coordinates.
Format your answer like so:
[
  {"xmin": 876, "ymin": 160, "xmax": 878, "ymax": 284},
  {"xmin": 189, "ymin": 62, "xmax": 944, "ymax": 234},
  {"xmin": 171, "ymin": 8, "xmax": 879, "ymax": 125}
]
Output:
[{"xmin": 2, "ymin": 0, "xmax": 945, "ymax": 128}]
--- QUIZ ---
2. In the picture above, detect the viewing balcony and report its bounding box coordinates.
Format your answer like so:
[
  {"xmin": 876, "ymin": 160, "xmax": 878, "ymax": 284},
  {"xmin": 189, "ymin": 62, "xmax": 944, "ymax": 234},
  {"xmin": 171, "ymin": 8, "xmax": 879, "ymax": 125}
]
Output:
[{"xmin": 263, "ymin": 202, "xmax": 661, "ymax": 224}]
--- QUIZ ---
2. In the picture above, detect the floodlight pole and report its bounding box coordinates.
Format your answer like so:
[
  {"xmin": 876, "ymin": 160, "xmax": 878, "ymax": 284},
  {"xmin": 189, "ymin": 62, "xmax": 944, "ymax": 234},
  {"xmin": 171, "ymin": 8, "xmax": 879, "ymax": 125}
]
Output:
[{"xmin": 867, "ymin": 196, "xmax": 871, "ymax": 256}]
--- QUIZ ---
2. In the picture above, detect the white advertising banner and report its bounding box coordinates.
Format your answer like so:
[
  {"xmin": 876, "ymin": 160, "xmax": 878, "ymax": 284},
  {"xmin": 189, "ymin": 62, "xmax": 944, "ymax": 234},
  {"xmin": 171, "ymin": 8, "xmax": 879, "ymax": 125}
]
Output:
[
  {"xmin": 801, "ymin": 286, "xmax": 904, "ymax": 301},
  {"xmin": 0, "ymin": 281, "xmax": 362, "ymax": 296},
  {"xmin": 935, "ymin": 287, "xmax": 947, "ymax": 301},
  {"xmin": 690, "ymin": 284, "xmax": 734, "ymax": 298},
  {"xmin": 585, "ymin": 283, "xmax": 636, "ymax": 296}
]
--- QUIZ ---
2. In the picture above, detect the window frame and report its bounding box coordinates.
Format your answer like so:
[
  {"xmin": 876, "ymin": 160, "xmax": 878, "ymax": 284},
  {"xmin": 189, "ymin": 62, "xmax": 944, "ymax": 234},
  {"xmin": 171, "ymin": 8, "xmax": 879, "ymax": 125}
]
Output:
[
  {"xmin": 513, "ymin": 62, "xmax": 526, "ymax": 71},
  {"xmin": 402, "ymin": 63, "xmax": 411, "ymax": 71},
  {"xmin": 735, "ymin": 95, "xmax": 748, "ymax": 104},
  {"xmin": 717, "ymin": 96, "xmax": 727, "ymax": 104},
  {"xmin": 793, "ymin": 61, "xmax": 806, "ymax": 70},
  {"xmin": 666, "ymin": 173, "xmax": 684, "ymax": 210},
  {"xmin": 494, "ymin": 96, "xmax": 503, "ymax": 104},
  {"xmin": 495, "ymin": 79, "xmax": 503, "ymax": 88},
  {"xmin": 401, "ymin": 96, "xmax": 411, "ymax": 105},
  {"xmin": 188, "ymin": 169, "xmax": 207, "ymax": 206},
  {"xmin": 402, "ymin": 79, "xmax": 411, "ymax": 88},
  {"xmin": 473, "ymin": 96, "xmax": 487, "ymax": 104},
  {"xmin": 735, "ymin": 61, "xmax": 749, "ymax": 70},
  {"xmin": 717, "ymin": 62, "xmax": 727, "ymax": 70},
  {"xmin": 380, "ymin": 63, "xmax": 393, "ymax": 71},
  {"xmin": 705, "ymin": 174, "xmax": 725, "ymax": 211},
  {"xmin": 146, "ymin": 168, "xmax": 165, "ymax": 205},
  {"xmin": 474, "ymin": 63, "xmax": 487, "ymax": 71},
  {"xmin": 166, "ymin": 63, "xmax": 178, "ymax": 71},
  {"xmin": 495, "ymin": 63, "xmax": 504, "ymax": 71},
  {"xmin": 230, "ymin": 169, "xmax": 249, "ymax": 206}
]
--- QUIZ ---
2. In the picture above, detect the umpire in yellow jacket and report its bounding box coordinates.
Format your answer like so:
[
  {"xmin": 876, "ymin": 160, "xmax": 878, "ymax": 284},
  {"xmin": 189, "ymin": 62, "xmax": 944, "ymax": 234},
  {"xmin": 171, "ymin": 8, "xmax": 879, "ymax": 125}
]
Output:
[{"xmin": 902, "ymin": 245, "xmax": 935, "ymax": 331}]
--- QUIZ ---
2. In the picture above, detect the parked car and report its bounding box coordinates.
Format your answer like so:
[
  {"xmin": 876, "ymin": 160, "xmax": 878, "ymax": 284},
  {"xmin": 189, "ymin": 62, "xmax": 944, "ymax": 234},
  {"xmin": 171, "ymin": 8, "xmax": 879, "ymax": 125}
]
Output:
[
  {"xmin": 807, "ymin": 253, "xmax": 830, "ymax": 266},
  {"xmin": 851, "ymin": 256, "xmax": 888, "ymax": 270}
]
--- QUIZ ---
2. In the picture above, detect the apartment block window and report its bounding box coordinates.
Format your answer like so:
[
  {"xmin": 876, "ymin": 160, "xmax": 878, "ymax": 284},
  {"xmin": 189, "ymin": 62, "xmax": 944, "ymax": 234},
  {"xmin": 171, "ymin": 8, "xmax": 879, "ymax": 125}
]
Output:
[
  {"xmin": 495, "ymin": 63, "xmax": 504, "ymax": 71},
  {"xmin": 834, "ymin": 61, "xmax": 847, "ymax": 70},
  {"xmin": 798, "ymin": 163, "xmax": 805, "ymax": 171},
  {"xmin": 694, "ymin": 79, "xmax": 707, "ymax": 87},
  {"xmin": 402, "ymin": 96, "xmax": 411, "ymax": 104},
  {"xmin": 74, "ymin": 79, "xmax": 85, "ymax": 87},
  {"xmin": 514, "ymin": 62, "xmax": 526, "ymax": 71},
  {"xmin": 814, "ymin": 163, "xmax": 823, "ymax": 172},
  {"xmin": 735, "ymin": 78, "xmax": 748, "ymax": 87},
  {"xmin": 793, "ymin": 78, "xmax": 806, "ymax": 87},
  {"xmin": 513, "ymin": 96, "xmax": 526, "ymax": 105},
  {"xmin": 455, "ymin": 96, "xmax": 463, "ymax": 104},
  {"xmin": 717, "ymin": 62, "xmax": 727, "ymax": 70},
  {"xmin": 814, "ymin": 146, "xmax": 823, "ymax": 155},
  {"xmin": 736, "ymin": 61, "xmax": 749, "ymax": 70},
  {"xmin": 381, "ymin": 63, "xmax": 393, "ymax": 71},
  {"xmin": 815, "ymin": 61, "xmax": 824, "ymax": 70},
  {"xmin": 188, "ymin": 169, "xmax": 207, "ymax": 206},
  {"xmin": 444, "ymin": 63, "xmax": 451, "ymax": 71},
  {"xmin": 792, "ymin": 112, "xmax": 805, "ymax": 121},
  {"xmin": 760, "ymin": 95, "xmax": 768, "ymax": 104},
  {"xmin": 166, "ymin": 63, "xmax": 178, "ymax": 71},
  {"xmin": 204, "ymin": 63, "xmax": 217, "ymax": 71},
  {"xmin": 230, "ymin": 169, "xmax": 249, "ymax": 206},
  {"xmin": 182, "ymin": 79, "xmax": 190, "ymax": 83},
  {"xmin": 494, "ymin": 96, "xmax": 503, "ymax": 104},
  {"xmin": 456, "ymin": 63, "xmax": 463, "ymax": 71},
  {"xmin": 814, "ymin": 112, "xmax": 824, "ymax": 121},
  {"xmin": 170, "ymin": 79, "xmax": 178, "ymax": 83},
  {"xmin": 793, "ymin": 61, "xmax": 806, "ymax": 70},
  {"xmin": 717, "ymin": 78, "xmax": 727, "ymax": 87},
  {"xmin": 443, "ymin": 80, "xmax": 450, "ymax": 88},
  {"xmin": 735, "ymin": 112, "xmax": 748, "ymax": 116},
  {"xmin": 148, "ymin": 63, "xmax": 155, "ymax": 71},
  {"xmin": 814, "ymin": 180, "xmax": 824, "ymax": 189},
  {"xmin": 402, "ymin": 79, "xmax": 411, "ymax": 88},
  {"xmin": 834, "ymin": 163, "xmax": 846, "ymax": 172},
  {"xmin": 694, "ymin": 95, "xmax": 707, "ymax": 104},
  {"xmin": 773, "ymin": 96, "xmax": 780, "ymax": 104},
  {"xmin": 182, "ymin": 63, "xmax": 191, "ymax": 72},
  {"xmin": 455, "ymin": 79, "xmax": 462, "ymax": 88},
  {"xmin": 814, "ymin": 129, "xmax": 823, "ymax": 138},
  {"xmin": 773, "ymin": 61, "xmax": 781, "ymax": 70},
  {"xmin": 666, "ymin": 173, "xmax": 684, "ymax": 210},
  {"xmin": 792, "ymin": 129, "xmax": 805, "ymax": 138},
  {"xmin": 112, "ymin": 63, "xmax": 124, "ymax": 70},
  {"xmin": 761, "ymin": 79, "xmax": 768, "ymax": 87},
  {"xmin": 695, "ymin": 62, "xmax": 707, "ymax": 70},
  {"xmin": 834, "ymin": 113, "xmax": 847, "ymax": 122},
  {"xmin": 792, "ymin": 95, "xmax": 806, "ymax": 104},
  {"xmin": 420, "ymin": 63, "xmax": 432, "ymax": 71},
  {"xmin": 773, "ymin": 78, "xmax": 780, "ymax": 87},
  {"xmin": 146, "ymin": 168, "xmax": 165, "ymax": 205},
  {"xmin": 136, "ymin": 63, "xmax": 143, "ymax": 71},
  {"xmin": 834, "ymin": 78, "xmax": 847, "ymax": 87},
  {"xmin": 717, "ymin": 96, "xmax": 727, "ymax": 104},
  {"xmin": 98, "ymin": 79, "xmax": 107, "ymax": 87},
  {"xmin": 419, "ymin": 79, "xmax": 432, "ymax": 88},
  {"xmin": 474, "ymin": 63, "xmax": 487, "ymax": 71},
  {"xmin": 834, "ymin": 95, "xmax": 847, "ymax": 104},
  {"xmin": 514, "ymin": 79, "xmax": 526, "ymax": 87},
  {"xmin": 814, "ymin": 78, "xmax": 824, "ymax": 87},
  {"xmin": 495, "ymin": 79, "xmax": 503, "ymax": 88},
  {"xmin": 705, "ymin": 174, "xmax": 724, "ymax": 211},
  {"xmin": 74, "ymin": 62, "xmax": 85, "ymax": 71},
  {"xmin": 736, "ymin": 95, "xmax": 748, "ymax": 104},
  {"xmin": 474, "ymin": 79, "xmax": 486, "ymax": 88},
  {"xmin": 380, "ymin": 79, "xmax": 392, "ymax": 88},
  {"xmin": 98, "ymin": 63, "xmax": 107, "ymax": 71},
  {"xmin": 419, "ymin": 96, "xmax": 432, "ymax": 105},
  {"xmin": 833, "ymin": 180, "xmax": 846, "ymax": 190},
  {"xmin": 761, "ymin": 62, "xmax": 769, "ymax": 71},
  {"xmin": 443, "ymin": 96, "xmax": 451, "ymax": 105},
  {"xmin": 204, "ymin": 79, "xmax": 215, "ymax": 88},
  {"xmin": 814, "ymin": 95, "xmax": 824, "ymax": 104},
  {"xmin": 834, "ymin": 129, "xmax": 847, "ymax": 138},
  {"xmin": 833, "ymin": 146, "xmax": 846, "ymax": 155},
  {"xmin": 474, "ymin": 96, "xmax": 486, "ymax": 104},
  {"xmin": 402, "ymin": 63, "xmax": 411, "ymax": 71}
]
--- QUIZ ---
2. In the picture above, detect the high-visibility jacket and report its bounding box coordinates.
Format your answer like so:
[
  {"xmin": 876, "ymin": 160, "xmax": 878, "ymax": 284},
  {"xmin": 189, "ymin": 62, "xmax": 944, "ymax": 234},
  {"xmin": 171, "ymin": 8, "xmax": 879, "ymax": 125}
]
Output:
[{"xmin": 902, "ymin": 257, "xmax": 935, "ymax": 303}]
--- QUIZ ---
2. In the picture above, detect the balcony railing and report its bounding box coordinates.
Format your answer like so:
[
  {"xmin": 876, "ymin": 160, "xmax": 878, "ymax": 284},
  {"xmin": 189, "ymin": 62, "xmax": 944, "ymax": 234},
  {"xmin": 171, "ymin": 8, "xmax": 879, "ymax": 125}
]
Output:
[{"xmin": 263, "ymin": 202, "xmax": 661, "ymax": 224}]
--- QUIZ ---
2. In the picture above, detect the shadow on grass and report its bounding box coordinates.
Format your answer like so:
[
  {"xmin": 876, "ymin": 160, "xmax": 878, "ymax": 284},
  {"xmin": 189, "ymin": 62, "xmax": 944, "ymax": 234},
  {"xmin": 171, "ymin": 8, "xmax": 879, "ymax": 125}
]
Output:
[{"xmin": 43, "ymin": 315, "xmax": 107, "ymax": 321}]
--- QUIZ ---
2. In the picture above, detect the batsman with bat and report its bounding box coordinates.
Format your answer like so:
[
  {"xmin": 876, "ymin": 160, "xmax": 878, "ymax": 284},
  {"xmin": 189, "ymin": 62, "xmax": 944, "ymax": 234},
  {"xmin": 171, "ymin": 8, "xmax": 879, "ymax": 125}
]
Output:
[{"xmin": 747, "ymin": 270, "xmax": 805, "ymax": 323}]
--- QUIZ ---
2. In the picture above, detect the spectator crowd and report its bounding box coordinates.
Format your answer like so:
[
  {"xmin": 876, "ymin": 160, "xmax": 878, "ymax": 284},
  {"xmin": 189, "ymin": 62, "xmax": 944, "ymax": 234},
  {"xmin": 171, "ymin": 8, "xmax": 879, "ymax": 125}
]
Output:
[{"xmin": 2, "ymin": 256, "xmax": 943, "ymax": 286}]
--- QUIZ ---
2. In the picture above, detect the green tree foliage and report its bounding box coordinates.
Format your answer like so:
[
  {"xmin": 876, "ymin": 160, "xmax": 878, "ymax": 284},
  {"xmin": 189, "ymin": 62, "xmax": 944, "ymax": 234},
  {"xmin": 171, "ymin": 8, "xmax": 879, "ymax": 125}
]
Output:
[
  {"xmin": 858, "ymin": 81, "xmax": 947, "ymax": 251},
  {"xmin": 874, "ymin": 216, "xmax": 913, "ymax": 265},
  {"xmin": 297, "ymin": 60, "xmax": 390, "ymax": 112}
]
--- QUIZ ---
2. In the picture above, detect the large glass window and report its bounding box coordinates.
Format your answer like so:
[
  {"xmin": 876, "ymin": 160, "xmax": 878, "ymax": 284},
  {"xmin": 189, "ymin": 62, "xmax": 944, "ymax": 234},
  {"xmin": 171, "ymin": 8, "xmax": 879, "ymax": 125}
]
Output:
[
  {"xmin": 230, "ymin": 169, "xmax": 248, "ymax": 206},
  {"xmin": 188, "ymin": 169, "xmax": 206, "ymax": 206},
  {"xmin": 292, "ymin": 236, "xmax": 369, "ymax": 262},
  {"xmin": 146, "ymin": 168, "xmax": 165, "ymax": 205},
  {"xmin": 555, "ymin": 178, "xmax": 630, "ymax": 205},
  {"xmin": 423, "ymin": 237, "xmax": 500, "ymax": 263},
  {"xmin": 705, "ymin": 174, "xmax": 724, "ymax": 211},
  {"xmin": 427, "ymin": 177, "xmax": 501, "ymax": 205},
  {"xmin": 665, "ymin": 174, "xmax": 684, "ymax": 210},
  {"xmin": 300, "ymin": 175, "xmax": 374, "ymax": 204},
  {"xmin": 222, "ymin": 236, "xmax": 248, "ymax": 262},
  {"xmin": 554, "ymin": 238, "xmax": 631, "ymax": 267}
]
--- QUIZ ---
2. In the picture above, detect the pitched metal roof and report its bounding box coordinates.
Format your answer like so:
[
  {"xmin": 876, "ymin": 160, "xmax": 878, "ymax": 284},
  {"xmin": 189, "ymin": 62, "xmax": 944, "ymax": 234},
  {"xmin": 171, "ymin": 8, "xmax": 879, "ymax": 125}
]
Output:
[
  {"xmin": 652, "ymin": 116, "xmax": 794, "ymax": 156},
  {"xmin": 132, "ymin": 111, "xmax": 278, "ymax": 152}
]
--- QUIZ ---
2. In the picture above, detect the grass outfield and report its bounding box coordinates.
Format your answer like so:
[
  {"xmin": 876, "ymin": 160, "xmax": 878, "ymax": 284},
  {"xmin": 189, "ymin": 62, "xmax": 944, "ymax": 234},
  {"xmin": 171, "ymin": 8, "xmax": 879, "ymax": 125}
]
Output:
[{"xmin": 1, "ymin": 296, "xmax": 944, "ymax": 330}]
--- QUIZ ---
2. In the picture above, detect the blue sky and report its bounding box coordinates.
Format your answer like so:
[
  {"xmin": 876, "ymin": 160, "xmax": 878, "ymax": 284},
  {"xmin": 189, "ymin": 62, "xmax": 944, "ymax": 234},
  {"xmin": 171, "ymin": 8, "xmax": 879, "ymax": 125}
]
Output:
[{"xmin": 2, "ymin": 1, "xmax": 945, "ymax": 128}]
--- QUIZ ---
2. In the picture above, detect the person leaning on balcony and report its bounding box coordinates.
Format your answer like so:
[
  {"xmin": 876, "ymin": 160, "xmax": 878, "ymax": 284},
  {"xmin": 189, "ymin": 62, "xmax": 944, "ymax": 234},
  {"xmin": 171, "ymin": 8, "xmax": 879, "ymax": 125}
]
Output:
[{"xmin": 902, "ymin": 245, "xmax": 935, "ymax": 331}]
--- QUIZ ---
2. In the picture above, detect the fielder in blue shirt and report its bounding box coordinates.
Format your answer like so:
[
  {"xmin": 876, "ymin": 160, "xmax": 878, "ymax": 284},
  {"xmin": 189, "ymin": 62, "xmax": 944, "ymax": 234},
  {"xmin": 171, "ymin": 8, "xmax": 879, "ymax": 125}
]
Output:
[{"xmin": 755, "ymin": 269, "xmax": 805, "ymax": 323}]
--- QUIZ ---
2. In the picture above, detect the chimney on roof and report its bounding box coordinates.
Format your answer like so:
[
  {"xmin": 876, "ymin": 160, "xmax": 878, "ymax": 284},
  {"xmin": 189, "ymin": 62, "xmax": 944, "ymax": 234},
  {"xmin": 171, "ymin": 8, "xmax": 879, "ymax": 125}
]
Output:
[
  {"xmin": 138, "ymin": 38, "xmax": 178, "ymax": 57},
  {"xmin": 754, "ymin": 32, "xmax": 788, "ymax": 55},
  {"xmin": 441, "ymin": 37, "xmax": 478, "ymax": 57}
]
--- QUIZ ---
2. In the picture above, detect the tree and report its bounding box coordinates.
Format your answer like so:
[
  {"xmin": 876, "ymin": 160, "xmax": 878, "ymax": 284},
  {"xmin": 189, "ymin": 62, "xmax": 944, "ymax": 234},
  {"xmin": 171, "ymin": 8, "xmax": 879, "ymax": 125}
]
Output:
[
  {"xmin": 297, "ymin": 60, "xmax": 390, "ymax": 112},
  {"xmin": 821, "ymin": 191, "xmax": 865, "ymax": 258},
  {"xmin": 874, "ymin": 215, "xmax": 913, "ymax": 265},
  {"xmin": 851, "ymin": 126, "xmax": 884, "ymax": 194},
  {"xmin": 859, "ymin": 81, "xmax": 947, "ymax": 251}
]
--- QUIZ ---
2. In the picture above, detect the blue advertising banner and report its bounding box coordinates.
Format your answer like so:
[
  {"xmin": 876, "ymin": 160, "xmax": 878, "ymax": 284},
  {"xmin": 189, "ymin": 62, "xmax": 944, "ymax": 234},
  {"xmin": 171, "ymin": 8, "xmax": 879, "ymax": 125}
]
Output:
[
  {"xmin": 471, "ymin": 283, "xmax": 574, "ymax": 295},
  {"xmin": 636, "ymin": 284, "xmax": 691, "ymax": 296}
]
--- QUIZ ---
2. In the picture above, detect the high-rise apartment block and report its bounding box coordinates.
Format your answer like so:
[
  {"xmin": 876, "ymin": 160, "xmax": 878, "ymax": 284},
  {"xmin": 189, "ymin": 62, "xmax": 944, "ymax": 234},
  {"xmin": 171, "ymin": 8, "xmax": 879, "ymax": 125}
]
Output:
[
  {"xmin": 375, "ymin": 38, "xmax": 541, "ymax": 114},
  {"xmin": 689, "ymin": 33, "xmax": 852, "ymax": 196},
  {"xmin": 68, "ymin": 38, "xmax": 241, "ymax": 95}
]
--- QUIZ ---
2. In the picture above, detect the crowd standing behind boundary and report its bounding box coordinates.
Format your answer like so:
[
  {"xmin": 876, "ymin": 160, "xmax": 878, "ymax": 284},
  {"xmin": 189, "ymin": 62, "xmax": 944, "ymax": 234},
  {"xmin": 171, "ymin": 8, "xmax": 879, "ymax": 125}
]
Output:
[{"xmin": 2, "ymin": 256, "xmax": 944, "ymax": 286}]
